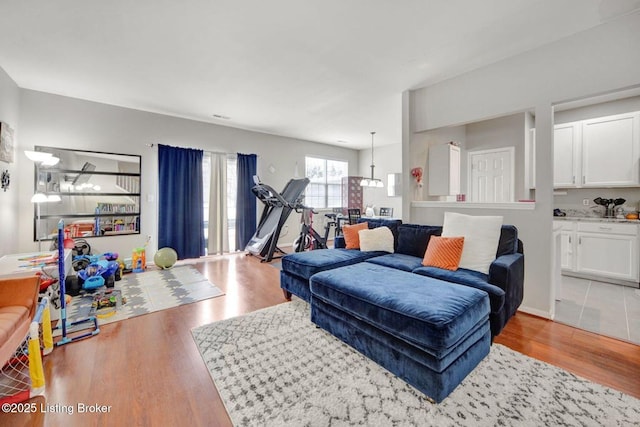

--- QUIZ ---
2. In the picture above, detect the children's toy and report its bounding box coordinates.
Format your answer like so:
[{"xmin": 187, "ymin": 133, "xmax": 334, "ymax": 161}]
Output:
[
  {"xmin": 132, "ymin": 247, "xmax": 146, "ymax": 272},
  {"xmin": 132, "ymin": 236, "xmax": 151, "ymax": 273},
  {"xmin": 90, "ymin": 289, "xmax": 126, "ymax": 319},
  {"xmin": 154, "ymin": 247, "xmax": 178, "ymax": 269},
  {"xmin": 52, "ymin": 220, "xmax": 99, "ymax": 347},
  {"xmin": 0, "ymin": 296, "xmax": 53, "ymax": 405}
]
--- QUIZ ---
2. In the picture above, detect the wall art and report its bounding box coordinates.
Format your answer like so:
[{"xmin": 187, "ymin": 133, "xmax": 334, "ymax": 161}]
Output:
[{"xmin": 0, "ymin": 122, "xmax": 15, "ymax": 163}]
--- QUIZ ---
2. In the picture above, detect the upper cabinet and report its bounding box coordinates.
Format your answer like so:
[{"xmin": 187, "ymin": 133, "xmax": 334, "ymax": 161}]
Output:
[
  {"xmin": 553, "ymin": 122, "xmax": 581, "ymax": 187},
  {"xmin": 554, "ymin": 111, "xmax": 640, "ymax": 188},
  {"xmin": 428, "ymin": 144, "xmax": 460, "ymax": 196},
  {"xmin": 581, "ymin": 112, "xmax": 640, "ymax": 187}
]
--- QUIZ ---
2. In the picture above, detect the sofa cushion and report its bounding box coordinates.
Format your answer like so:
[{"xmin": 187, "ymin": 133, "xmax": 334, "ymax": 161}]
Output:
[
  {"xmin": 396, "ymin": 224, "xmax": 442, "ymax": 258},
  {"xmin": 357, "ymin": 218, "xmax": 402, "ymax": 250},
  {"xmin": 365, "ymin": 253, "xmax": 424, "ymax": 272},
  {"xmin": 310, "ymin": 263, "xmax": 490, "ymax": 352},
  {"xmin": 343, "ymin": 222, "xmax": 369, "ymax": 249},
  {"xmin": 413, "ymin": 266, "xmax": 505, "ymax": 313},
  {"xmin": 358, "ymin": 227, "xmax": 394, "ymax": 253},
  {"xmin": 497, "ymin": 225, "xmax": 519, "ymax": 257},
  {"xmin": 442, "ymin": 212, "xmax": 503, "ymax": 274},
  {"xmin": 281, "ymin": 249, "xmax": 386, "ymax": 281},
  {"xmin": 422, "ymin": 236, "xmax": 465, "ymax": 271}
]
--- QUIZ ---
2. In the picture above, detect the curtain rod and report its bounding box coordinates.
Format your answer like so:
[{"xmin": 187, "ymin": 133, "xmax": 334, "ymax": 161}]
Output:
[{"xmin": 147, "ymin": 143, "xmax": 248, "ymax": 157}]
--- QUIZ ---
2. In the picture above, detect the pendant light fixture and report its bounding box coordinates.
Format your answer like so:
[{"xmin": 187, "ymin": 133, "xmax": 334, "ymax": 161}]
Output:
[{"xmin": 360, "ymin": 132, "xmax": 384, "ymax": 188}]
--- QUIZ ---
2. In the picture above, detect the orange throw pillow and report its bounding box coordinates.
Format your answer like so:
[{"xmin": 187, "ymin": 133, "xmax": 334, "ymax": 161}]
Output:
[
  {"xmin": 422, "ymin": 236, "xmax": 465, "ymax": 271},
  {"xmin": 342, "ymin": 222, "xmax": 369, "ymax": 249}
]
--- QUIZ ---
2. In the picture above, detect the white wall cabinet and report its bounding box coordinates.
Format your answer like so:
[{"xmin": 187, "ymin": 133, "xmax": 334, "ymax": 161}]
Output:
[
  {"xmin": 557, "ymin": 220, "xmax": 639, "ymax": 283},
  {"xmin": 553, "ymin": 122, "xmax": 581, "ymax": 188},
  {"xmin": 581, "ymin": 112, "xmax": 640, "ymax": 187},
  {"xmin": 428, "ymin": 144, "xmax": 460, "ymax": 196},
  {"xmin": 553, "ymin": 111, "xmax": 640, "ymax": 188}
]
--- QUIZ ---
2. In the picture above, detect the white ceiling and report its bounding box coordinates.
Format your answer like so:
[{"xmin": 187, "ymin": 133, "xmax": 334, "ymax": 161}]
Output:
[{"xmin": 1, "ymin": 0, "xmax": 639, "ymax": 149}]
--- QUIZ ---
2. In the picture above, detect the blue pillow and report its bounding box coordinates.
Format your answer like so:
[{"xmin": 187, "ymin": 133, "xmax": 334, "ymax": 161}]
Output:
[{"xmin": 396, "ymin": 224, "xmax": 442, "ymax": 258}]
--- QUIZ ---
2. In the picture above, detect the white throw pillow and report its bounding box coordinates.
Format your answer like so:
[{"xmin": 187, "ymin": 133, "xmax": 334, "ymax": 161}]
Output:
[
  {"xmin": 358, "ymin": 227, "xmax": 394, "ymax": 253},
  {"xmin": 441, "ymin": 212, "xmax": 503, "ymax": 274}
]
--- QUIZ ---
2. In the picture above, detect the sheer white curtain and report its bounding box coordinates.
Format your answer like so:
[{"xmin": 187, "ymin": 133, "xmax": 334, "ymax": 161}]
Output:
[{"xmin": 207, "ymin": 152, "xmax": 229, "ymax": 254}]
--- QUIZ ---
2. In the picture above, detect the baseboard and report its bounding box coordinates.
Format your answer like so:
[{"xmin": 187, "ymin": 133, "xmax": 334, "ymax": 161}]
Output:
[{"xmin": 517, "ymin": 305, "xmax": 552, "ymax": 320}]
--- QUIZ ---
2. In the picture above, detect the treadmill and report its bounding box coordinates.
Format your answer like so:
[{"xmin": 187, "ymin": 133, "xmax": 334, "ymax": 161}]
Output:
[{"xmin": 244, "ymin": 176, "xmax": 309, "ymax": 262}]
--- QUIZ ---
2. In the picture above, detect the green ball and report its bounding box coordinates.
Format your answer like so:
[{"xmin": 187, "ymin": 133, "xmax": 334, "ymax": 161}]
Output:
[{"xmin": 154, "ymin": 247, "xmax": 178, "ymax": 269}]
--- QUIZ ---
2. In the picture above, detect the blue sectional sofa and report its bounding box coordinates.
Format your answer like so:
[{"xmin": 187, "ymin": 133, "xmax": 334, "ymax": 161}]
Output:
[
  {"xmin": 309, "ymin": 262, "xmax": 491, "ymax": 402},
  {"xmin": 279, "ymin": 218, "xmax": 524, "ymax": 402},
  {"xmin": 281, "ymin": 218, "xmax": 524, "ymax": 338}
]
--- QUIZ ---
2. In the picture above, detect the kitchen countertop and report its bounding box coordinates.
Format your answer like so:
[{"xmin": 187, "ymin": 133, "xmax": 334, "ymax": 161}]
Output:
[{"xmin": 553, "ymin": 216, "xmax": 640, "ymax": 224}]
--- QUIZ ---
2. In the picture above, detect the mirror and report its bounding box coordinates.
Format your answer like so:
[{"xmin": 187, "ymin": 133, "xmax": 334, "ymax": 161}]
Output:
[{"xmin": 33, "ymin": 146, "xmax": 141, "ymax": 241}]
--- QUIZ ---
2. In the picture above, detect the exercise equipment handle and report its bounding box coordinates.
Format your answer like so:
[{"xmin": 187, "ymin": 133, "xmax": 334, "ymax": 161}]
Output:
[{"xmin": 251, "ymin": 183, "xmax": 290, "ymax": 207}]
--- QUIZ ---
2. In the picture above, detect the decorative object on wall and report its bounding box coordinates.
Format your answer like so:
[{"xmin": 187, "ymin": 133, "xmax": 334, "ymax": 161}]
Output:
[
  {"xmin": 1, "ymin": 169, "xmax": 9, "ymax": 191},
  {"xmin": 0, "ymin": 122, "xmax": 15, "ymax": 163},
  {"xmin": 411, "ymin": 167, "xmax": 423, "ymax": 187},
  {"xmin": 360, "ymin": 132, "xmax": 384, "ymax": 188}
]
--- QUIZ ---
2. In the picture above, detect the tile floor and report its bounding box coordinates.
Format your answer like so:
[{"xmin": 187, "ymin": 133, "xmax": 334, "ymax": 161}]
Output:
[{"xmin": 555, "ymin": 275, "xmax": 640, "ymax": 345}]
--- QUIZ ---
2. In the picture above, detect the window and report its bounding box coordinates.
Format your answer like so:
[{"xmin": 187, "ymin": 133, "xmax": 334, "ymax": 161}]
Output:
[
  {"xmin": 305, "ymin": 157, "xmax": 348, "ymax": 209},
  {"xmin": 202, "ymin": 153, "xmax": 238, "ymax": 253}
]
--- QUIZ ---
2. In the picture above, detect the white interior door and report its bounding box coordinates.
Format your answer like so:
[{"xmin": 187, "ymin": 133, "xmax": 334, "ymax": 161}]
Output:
[{"xmin": 468, "ymin": 147, "xmax": 514, "ymax": 202}]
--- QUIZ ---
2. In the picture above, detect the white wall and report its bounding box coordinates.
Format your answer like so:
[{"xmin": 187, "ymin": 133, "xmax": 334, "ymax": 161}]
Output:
[
  {"xmin": 555, "ymin": 95, "xmax": 640, "ymax": 125},
  {"xmin": 0, "ymin": 67, "xmax": 21, "ymax": 256},
  {"xmin": 406, "ymin": 11, "xmax": 640, "ymax": 318},
  {"xmin": 410, "ymin": 125, "xmax": 466, "ymax": 202},
  {"xmin": 466, "ymin": 113, "xmax": 527, "ymax": 201},
  {"xmin": 358, "ymin": 143, "xmax": 403, "ymax": 217},
  {"xmin": 17, "ymin": 90, "xmax": 360, "ymax": 258}
]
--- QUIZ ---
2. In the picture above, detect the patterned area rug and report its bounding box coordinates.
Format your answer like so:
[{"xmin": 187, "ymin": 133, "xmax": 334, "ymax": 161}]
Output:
[
  {"xmin": 192, "ymin": 299, "xmax": 640, "ymax": 426},
  {"xmin": 63, "ymin": 265, "xmax": 224, "ymax": 326}
]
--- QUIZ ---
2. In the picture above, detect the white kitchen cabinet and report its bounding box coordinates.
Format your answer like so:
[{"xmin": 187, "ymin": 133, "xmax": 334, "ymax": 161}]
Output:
[
  {"xmin": 554, "ymin": 220, "xmax": 576, "ymax": 271},
  {"xmin": 556, "ymin": 220, "xmax": 639, "ymax": 283},
  {"xmin": 428, "ymin": 144, "xmax": 460, "ymax": 196},
  {"xmin": 553, "ymin": 122, "xmax": 581, "ymax": 188},
  {"xmin": 581, "ymin": 112, "xmax": 640, "ymax": 187},
  {"xmin": 553, "ymin": 111, "xmax": 640, "ymax": 188}
]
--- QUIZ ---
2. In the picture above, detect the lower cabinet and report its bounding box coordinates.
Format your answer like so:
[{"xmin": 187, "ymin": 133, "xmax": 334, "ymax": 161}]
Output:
[
  {"xmin": 555, "ymin": 220, "xmax": 639, "ymax": 283},
  {"xmin": 555, "ymin": 221, "xmax": 576, "ymax": 271}
]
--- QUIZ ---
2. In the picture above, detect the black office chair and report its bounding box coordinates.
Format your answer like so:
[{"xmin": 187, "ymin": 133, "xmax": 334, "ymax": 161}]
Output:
[
  {"xmin": 379, "ymin": 207, "xmax": 393, "ymax": 217},
  {"xmin": 347, "ymin": 208, "xmax": 361, "ymax": 225}
]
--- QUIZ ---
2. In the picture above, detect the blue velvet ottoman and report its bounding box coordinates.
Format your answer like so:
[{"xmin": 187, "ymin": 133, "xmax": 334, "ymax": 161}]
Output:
[
  {"xmin": 309, "ymin": 263, "xmax": 491, "ymax": 403},
  {"xmin": 280, "ymin": 248, "xmax": 386, "ymax": 301}
]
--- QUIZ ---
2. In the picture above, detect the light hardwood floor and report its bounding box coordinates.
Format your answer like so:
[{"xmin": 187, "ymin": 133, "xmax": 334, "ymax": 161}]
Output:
[{"xmin": 2, "ymin": 252, "xmax": 639, "ymax": 427}]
